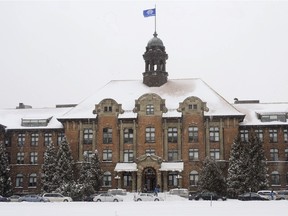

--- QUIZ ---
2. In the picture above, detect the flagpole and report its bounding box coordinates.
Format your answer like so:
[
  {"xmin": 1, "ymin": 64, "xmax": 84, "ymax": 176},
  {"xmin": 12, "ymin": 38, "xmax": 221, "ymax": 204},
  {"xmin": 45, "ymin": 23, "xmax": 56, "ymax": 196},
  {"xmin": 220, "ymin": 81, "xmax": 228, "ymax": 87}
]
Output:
[{"xmin": 155, "ymin": 4, "xmax": 157, "ymax": 34}]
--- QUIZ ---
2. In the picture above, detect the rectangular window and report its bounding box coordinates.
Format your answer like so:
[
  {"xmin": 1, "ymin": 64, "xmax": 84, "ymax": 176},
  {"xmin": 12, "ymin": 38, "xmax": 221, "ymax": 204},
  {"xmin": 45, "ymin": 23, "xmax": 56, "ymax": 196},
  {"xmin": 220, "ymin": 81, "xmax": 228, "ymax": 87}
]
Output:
[
  {"xmin": 57, "ymin": 132, "xmax": 64, "ymax": 145},
  {"xmin": 29, "ymin": 174, "xmax": 37, "ymax": 187},
  {"xmin": 145, "ymin": 127, "xmax": 155, "ymax": 143},
  {"xmin": 17, "ymin": 152, "xmax": 25, "ymax": 164},
  {"xmin": 44, "ymin": 133, "xmax": 52, "ymax": 146},
  {"xmin": 84, "ymin": 151, "xmax": 93, "ymax": 162},
  {"xmin": 30, "ymin": 152, "xmax": 38, "ymax": 164},
  {"xmin": 188, "ymin": 104, "xmax": 197, "ymax": 110},
  {"xmin": 168, "ymin": 127, "xmax": 178, "ymax": 143},
  {"xmin": 210, "ymin": 148, "xmax": 220, "ymax": 160},
  {"xmin": 104, "ymin": 106, "xmax": 112, "ymax": 112},
  {"xmin": 190, "ymin": 172, "xmax": 199, "ymax": 186},
  {"xmin": 31, "ymin": 133, "xmax": 39, "ymax": 146},
  {"xmin": 209, "ymin": 127, "xmax": 219, "ymax": 142},
  {"xmin": 284, "ymin": 129, "xmax": 288, "ymax": 143},
  {"xmin": 255, "ymin": 129, "xmax": 263, "ymax": 142},
  {"xmin": 189, "ymin": 149, "xmax": 199, "ymax": 161},
  {"xmin": 188, "ymin": 126, "xmax": 198, "ymax": 142},
  {"xmin": 271, "ymin": 172, "xmax": 280, "ymax": 185},
  {"xmin": 240, "ymin": 129, "xmax": 249, "ymax": 142},
  {"xmin": 285, "ymin": 149, "xmax": 288, "ymax": 161},
  {"xmin": 83, "ymin": 128, "xmax": 93, "ymax": 144},
  {"xmin": 18, "ymin": 133, "xmax": 25, "ymax": 146},
  {"xmin": 145, "ymin": 148, "xmax": 155, "ymax": 155},
  {"xmin": 103, "ymin": 128, "xmax": 112, "ymax": 144},
  {"xmin": 123, "ymin": 174, "xmax": 132, "ymax": 187},
  {"xmin": 103, "ymin": 149, "xmax": 112, "ymax": 162},
  {"xmin": 103, "ymin": 173, "xmax": 112, "ymax": 187},
  {"xmin": 270, "ymin": 148, "xmax": 279, "ymax": 161},
  {"xmin": 124, "ymin": 128, "xmax": 133, "ymax": 144},
  {"xmin": 146, "ymin": 104, "xmax": 154, "ymax": 115},
  {"xmin": 16, "ymin": 174, "xmax": 23, "ymax": 187},
  {"xmin": 269, "ymin": 129, "xmax": 278, "ymax": 143},
  {"xmin": 168, "ymin": 150, "xmax": 178, "ymax": 161},
  {"xmin": 124, "ymin": 150, "xmax": 134, "ymax": 162},
  {"xmin": 168, "ymin": 172, "xmax": 178, "ymax": 187}
]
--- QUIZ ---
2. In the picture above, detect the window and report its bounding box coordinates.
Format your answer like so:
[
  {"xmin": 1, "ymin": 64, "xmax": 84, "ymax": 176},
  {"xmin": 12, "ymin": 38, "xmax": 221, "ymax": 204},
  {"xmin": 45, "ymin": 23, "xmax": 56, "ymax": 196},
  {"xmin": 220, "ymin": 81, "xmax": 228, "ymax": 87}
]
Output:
[
  {"xmin": 209, "ymin": 127, "xmax": 219, "ymax": 142},
  {"xmin": 83, "ymin": 151, "xmax": 93, "ymax": 162},
  {"xmin": 285, "ymin": 149, "xmax": 288, "ymax": 161},
  {"xmin": 124, "ymin": 150, "xmax": 134, "ymax": 162},
  {"xmin": 189, "ymin": 171, "xmax": 199, "ymax": 186},
  {"xmin": 255, "ymin": 129, "xmax": 263, "ymax": 142},
  {"xmin": 145, "ymin": 148, "xmax": 155, "ymax": 155},
  {"xmin": 284, "ymin": 129, "xmax": 288, "ymax": 143},
  {"xmin": 124, "ymin": 128, "xmax": 133, "ymax": 144},
  {"xmin": 168, "ymin": 172, "xmax": 178, "ymax": 187},
  {"xmin": 189, "ymin": 149, "xmax": 199, "ymax": 161},
  {"xmin": 104, "ymin": 106, "xmax": 112, "ymax": 112},
  {"xmin": 30, "ymin": 152, "xmax": 38, "ymax": 164},
  {"xmin": 17, "ymin": 152, "xmax": 24, "ymax": 164},
  {"xmin": 168, "ymin": 127, "xmax": 178, "ymax": 143},
  {"xmin": 270, "ymin": 148, "xmax": 279, "ymax": 161},
  {"xmin": 210, "ymin": 148, "xmax": 220, "ymax": 160},
  {"xmin": 83, "ymin": 128, "xmax": 93, "ymax": 144},
  {"xmin": 188, "ymin": 126, "xmax": 198, "ymax": 142},
  {"xmin": 103, "ymin": 128, "xmax": 112, "ymax": 144},
  {"xmin": 271, "ymin": 171, "xmax": 280, "ymax": 185},
  {"xmin": 103, "ymin": 149, "xmax": 112, "ymax": 162},
  {"xmin": 57, "ymin": 132, "xmax": 64, "ymax": 145},
  {"xmin": 146, "ymin": 104, "xmax": 154, "ymax": 115},
  {"xmin": 29, "ymin": 173, "xmax": 37, "ymax": 187},
  {"xmin": 286, "ymin": 172, "xmax": 288, "ymax": 185},
  {"xmin": 16, "ymin": 174, "xmax": 23, "ymax": 187},
  {"xmin": 269, "ymin": 129, "xmax": 278, "ymax": 143},
  {"xmin": 103, "ymin": 171, "xmax": 112, "ymax": 187},
  {"xmin": 31, "ymin": 133, "xmax": 39, "ymax": 146},
  {"xmin": 44, "ymin": 133, "xmax": 52, "ymax": 146},
  {"xmin": 145, "ymin": 127, "xmax": 155, "ymax": 143},
  {"xmin": 240, "ymin": 129, "xmax": 249, "ymax": 142},
  {"xmin": 168, "ymin": 150, "xmax": 178, "ymax": 161},
  {"xmin": 188, "ymin": 104, "xmax": 197, "ymax": 110},
  {"xmin": 18, "ymin": 133, "xmax": 25, "ymax": 146},
  {"xmin": 123, "ymin": 173, "xmax": 132, "ymax": 187}
]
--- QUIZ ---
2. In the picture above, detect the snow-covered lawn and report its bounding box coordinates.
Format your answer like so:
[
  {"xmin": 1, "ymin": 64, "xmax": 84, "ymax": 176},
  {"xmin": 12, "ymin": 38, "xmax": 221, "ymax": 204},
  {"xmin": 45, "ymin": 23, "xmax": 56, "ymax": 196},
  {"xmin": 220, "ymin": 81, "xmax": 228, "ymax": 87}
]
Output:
[{"xmin": 0, "ymin": 193, "xmax": 287, "ymax": 216}]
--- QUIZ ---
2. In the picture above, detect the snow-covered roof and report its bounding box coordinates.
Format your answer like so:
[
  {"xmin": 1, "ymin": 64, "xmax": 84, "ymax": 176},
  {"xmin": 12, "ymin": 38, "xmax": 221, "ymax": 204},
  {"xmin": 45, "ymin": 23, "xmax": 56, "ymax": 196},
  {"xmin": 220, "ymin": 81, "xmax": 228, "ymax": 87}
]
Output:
[
  {"xmin": 60, "ymin": 78, "xmax": 243, "ymax": 119},
  {"xmin": 159, "ymin": 162, "xmax": 184, "ymax": 172},
  {"xmin": 0, "ymin": 107, "xmax": 71, "ymax": 130},
  {"xmin": 234, "ymin": 103, "xmax": 288, "ymax": 126}
]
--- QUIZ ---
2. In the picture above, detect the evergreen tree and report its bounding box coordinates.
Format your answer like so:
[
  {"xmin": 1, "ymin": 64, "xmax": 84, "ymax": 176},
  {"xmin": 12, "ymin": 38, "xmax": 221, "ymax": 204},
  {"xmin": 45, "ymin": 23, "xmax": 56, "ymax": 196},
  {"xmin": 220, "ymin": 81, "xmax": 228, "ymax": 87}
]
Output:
[
  {"xmin": 245, "ymin": 134, "xmax": 268, "ymax": 192},
  {"xmin": 0, "ymin": 142, "xmax": 12, "ymax": 196},
  {"xmin": 41, "ymin": 142, "xmax": 58, "ymax": 193},
  {"xmin": 89, "ymin": 150, "xmax": 103, "ymax": 192},
  {"xmin": 55, "ymin": 137, "xmax": 75, "ymax": 195},
  {"xmin": 198, "ymin": 157, "xmax": 226, "ymax": 195}
]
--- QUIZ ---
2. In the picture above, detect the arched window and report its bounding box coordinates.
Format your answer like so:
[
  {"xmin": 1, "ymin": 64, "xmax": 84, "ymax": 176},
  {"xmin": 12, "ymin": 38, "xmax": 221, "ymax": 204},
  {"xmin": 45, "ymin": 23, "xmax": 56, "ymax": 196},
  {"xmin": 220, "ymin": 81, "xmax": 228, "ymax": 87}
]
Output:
[
  {"xmin": 189, "ymin": 171, "xmax": 199, "ymax": 186},
  {"xmin": 103, "ymin": 171, "xmax": 112, "ymax": 187},
  {"xmin": 16, "ymin": 174, "xmax": 23, "ymax": 187},
  {"xmin": 271, "ymin": 171, "xmax": 280, "ymax": 185}
]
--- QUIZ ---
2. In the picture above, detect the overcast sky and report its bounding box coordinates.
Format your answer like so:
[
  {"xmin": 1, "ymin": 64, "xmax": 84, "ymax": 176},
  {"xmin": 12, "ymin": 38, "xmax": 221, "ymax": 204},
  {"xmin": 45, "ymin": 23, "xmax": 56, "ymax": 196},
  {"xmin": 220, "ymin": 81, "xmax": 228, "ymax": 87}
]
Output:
[{"xmin": 1, "ymin": 0, "xmax": 288, "ymax": 109}]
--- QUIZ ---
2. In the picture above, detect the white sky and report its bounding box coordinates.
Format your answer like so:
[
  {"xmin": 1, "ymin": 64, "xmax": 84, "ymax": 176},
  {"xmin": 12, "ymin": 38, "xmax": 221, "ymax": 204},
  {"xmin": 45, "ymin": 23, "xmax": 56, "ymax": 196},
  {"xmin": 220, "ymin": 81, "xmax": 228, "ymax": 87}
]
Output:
[{"xmin": 1, "ymin": 0, "xmax": 288, "ymax": 108}]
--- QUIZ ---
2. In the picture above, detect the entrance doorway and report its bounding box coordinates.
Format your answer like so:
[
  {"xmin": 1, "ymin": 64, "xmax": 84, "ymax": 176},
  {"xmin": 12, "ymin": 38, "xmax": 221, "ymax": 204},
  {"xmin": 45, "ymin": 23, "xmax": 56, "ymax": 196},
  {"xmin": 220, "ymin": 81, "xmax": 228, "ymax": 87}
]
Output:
[{"xmin": 142, "ymin": 167, "xmax": 156, "ymax": 192}]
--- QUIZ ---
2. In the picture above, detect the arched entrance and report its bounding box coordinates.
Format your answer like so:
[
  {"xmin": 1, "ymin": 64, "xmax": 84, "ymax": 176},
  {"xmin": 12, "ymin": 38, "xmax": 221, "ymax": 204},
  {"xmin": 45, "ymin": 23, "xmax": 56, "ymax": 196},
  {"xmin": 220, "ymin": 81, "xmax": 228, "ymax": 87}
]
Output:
[{"xmin": 142, "ymin": 167, "xmax": 156, "ymax": 192}]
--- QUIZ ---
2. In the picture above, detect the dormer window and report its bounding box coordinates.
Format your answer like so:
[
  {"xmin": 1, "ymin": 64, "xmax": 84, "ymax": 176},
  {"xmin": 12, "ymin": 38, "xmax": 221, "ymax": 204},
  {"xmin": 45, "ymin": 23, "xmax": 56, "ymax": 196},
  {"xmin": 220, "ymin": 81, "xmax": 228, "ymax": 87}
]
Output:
[
  {"xmin": 258, "ymin": 112, "xmax": 287, "ymax": 122},
  {"xmin": 104, "ymin": 106, "xmax": 112, "ymax": 112},
  {"xmin": 21, "ymin": 118, "xmax": 51, "ymax": 127},
  {"xmin": 146, "ymin": 104, "xmax": 154, "ymax": 115},
  {"xmin": 188, "ymin": 104, "xmax": 197, "ymax": 110}
]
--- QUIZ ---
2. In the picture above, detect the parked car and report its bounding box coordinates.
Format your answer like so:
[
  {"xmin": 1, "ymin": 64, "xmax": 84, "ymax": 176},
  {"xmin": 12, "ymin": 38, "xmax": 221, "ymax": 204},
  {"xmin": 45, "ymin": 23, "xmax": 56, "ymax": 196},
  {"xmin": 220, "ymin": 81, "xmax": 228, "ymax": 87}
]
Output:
[
  {"xmin": 42, "ymin": 193, "xmax": 73, "ymax": 202},
  {"xmin": 9, "ymin": 195, "xmax": 20, "ymax": 202},
  {"xmin": 193, "ymin": 192, "xmax": 226, "ymax": 201},
  {"xmin": 0, "ymin": 195, "xmax": 10, "ymax": 202},
  {"xmin": 257, "ymin": 190, "xmax": 281, "ymax": 200},
  {"xmin": 238, "ymin": 192, "xmax": 269, "ymax": 201},
  {"xmin": 93, "ymin": 193, "xmax": 123, "ymax": 202},
  {"xmin": 18, "ymin": 195, "xmax": 50, "ymax": 202},
  {"xmin": 188, "ymin": 191, "xmax": 197, "ymax": 200},
  {"xmin": 133, "ymin": 193, "xmax": 164, "ymax": 201},
  {"xmin": 277, "ymin": 190, "xmax": 288, "ymax": 200},
  {"xmin": 108, "ymin": 188, "xmax": 127, "ymax": 195},
  {"xmin": 169, "ymin": 188, "xmax": 189, "ymax": 198}
]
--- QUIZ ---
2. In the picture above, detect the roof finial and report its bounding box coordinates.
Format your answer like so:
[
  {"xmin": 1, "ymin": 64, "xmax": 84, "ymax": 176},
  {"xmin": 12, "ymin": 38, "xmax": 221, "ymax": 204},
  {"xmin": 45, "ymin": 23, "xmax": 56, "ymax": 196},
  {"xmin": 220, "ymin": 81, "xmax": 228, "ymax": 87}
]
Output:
[{"xmin": 153, "ymin": 31, "xmax": 158, "ymax": 37}]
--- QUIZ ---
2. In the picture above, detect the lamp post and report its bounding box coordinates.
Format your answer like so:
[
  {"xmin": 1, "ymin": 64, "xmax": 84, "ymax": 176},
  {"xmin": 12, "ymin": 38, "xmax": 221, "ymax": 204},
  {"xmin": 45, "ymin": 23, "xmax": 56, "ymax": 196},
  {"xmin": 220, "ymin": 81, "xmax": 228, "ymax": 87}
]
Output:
[{"xmin": 115, "ymin": 175, "xmax": 121, "ymax": 189}]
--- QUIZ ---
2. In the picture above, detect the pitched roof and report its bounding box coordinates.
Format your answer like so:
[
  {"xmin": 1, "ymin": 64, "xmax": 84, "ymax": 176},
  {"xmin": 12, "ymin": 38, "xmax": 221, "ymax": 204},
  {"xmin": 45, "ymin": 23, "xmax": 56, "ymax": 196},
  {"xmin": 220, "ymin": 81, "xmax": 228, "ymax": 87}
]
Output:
[{"xmin": 60, "ymin": 78, "xmax": 243, "ymax": 119}]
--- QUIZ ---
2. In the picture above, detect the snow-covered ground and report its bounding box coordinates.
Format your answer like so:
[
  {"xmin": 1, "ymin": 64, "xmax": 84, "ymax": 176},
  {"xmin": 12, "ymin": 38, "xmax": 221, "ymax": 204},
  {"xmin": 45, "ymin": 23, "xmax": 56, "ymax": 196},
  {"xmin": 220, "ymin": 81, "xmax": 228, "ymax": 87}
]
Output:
[{"xmin": 1, "ymin": 192, "xmax": 287, "ymax": 216}]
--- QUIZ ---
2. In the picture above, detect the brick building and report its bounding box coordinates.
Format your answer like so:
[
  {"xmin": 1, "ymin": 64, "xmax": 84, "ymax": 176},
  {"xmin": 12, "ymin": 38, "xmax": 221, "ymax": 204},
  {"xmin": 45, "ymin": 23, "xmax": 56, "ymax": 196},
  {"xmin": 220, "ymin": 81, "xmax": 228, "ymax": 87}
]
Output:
[{"xmin": 0, "ymin": 32, "xmax": 288, "ymax": 194}]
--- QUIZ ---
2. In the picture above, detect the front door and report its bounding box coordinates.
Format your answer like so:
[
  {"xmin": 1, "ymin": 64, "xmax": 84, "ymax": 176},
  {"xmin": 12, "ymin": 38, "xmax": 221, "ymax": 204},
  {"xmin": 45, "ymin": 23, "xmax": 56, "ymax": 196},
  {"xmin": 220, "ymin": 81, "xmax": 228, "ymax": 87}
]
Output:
[{"xmin": 143, "ymin": 167, "xmax": 156, "ymax": 192}]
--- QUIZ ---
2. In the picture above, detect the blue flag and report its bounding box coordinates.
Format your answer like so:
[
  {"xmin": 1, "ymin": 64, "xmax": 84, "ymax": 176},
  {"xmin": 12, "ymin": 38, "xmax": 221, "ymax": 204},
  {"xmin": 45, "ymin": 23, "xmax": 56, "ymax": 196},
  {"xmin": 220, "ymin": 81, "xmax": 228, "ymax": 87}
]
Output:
[{"xmin": 143, "ymin": 8, "xmax": 156, "ymax": 17}]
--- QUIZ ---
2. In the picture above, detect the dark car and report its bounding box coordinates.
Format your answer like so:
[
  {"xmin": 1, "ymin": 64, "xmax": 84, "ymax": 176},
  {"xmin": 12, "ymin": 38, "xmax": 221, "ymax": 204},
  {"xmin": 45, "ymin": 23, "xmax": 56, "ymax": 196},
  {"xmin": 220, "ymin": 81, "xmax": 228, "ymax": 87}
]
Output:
[
  {"xmin": 193, "ymin": 192, "xmax": 226, "ymax": 201},
  {"xmin": 238, "ymin": 192, "xmax": 269, "ymax": 201},
  {"xmin": 0, "ymin": 195, "xmax": 11, "ymax": 202}
]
